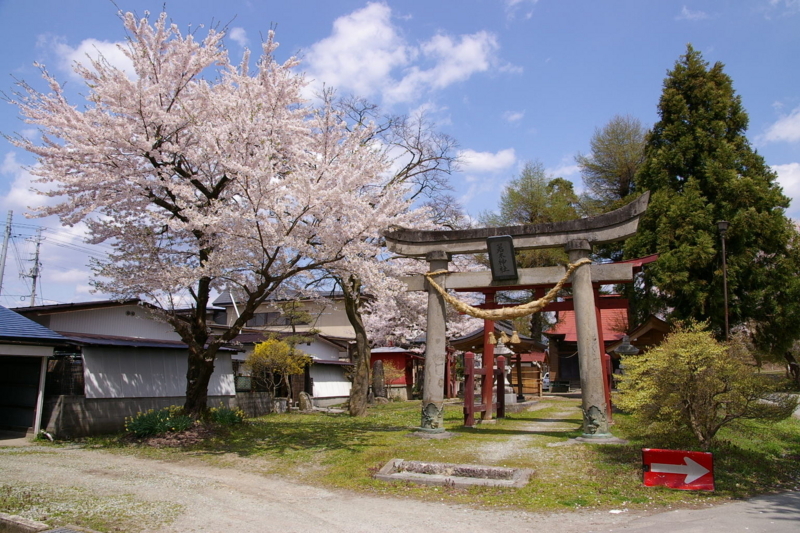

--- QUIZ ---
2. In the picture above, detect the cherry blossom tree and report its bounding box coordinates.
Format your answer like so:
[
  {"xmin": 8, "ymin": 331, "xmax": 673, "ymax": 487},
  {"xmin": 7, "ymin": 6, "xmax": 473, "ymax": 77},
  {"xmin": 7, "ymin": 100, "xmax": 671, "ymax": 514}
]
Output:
[
  {"xmin": 363, "ymin": 255, "xmax": 483, "ymax": 348},
  {"xmin": 6, "ymin": 11, "xmax": 420, "ymax": 417},
  {"xmin": 298, "ymin": 92, "xmax": 465, "ymax": 416}
]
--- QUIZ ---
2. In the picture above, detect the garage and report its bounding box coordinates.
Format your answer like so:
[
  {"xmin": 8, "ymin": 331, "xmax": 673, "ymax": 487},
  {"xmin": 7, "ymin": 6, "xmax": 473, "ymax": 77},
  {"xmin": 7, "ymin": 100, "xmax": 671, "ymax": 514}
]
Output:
[
  {"xmin": 0, "ymin": 305, "xmax": 68, "ymax": 434},
  {"xmin": 0, "ymin": 356, "xmax": 43, "ymax": 429}
]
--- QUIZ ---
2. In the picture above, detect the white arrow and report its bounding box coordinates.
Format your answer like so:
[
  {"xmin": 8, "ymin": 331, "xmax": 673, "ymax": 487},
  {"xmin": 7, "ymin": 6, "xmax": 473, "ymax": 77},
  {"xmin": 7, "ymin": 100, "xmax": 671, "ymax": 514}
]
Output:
[{"xmin": 650, "ymin": 457, "xmax": 710, "ymax": 484}]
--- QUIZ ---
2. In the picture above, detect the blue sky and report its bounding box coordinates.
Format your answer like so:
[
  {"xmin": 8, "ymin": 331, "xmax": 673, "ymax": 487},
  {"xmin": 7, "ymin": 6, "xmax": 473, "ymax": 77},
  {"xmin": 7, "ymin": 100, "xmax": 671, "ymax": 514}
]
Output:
[{"xmin": 1, "ymin": 0, "xmax": 799, "ymax": 306}]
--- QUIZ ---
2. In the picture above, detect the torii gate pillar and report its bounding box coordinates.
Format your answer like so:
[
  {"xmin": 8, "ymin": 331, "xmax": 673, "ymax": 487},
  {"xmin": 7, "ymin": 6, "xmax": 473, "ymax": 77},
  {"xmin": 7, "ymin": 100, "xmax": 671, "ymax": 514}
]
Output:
[
  {"xmin": 420, "ymin": 250, "xmax": 450, "ymax": 432},
  {"xmin": 566, "ymin": 239, "xmax": 611, "ymax": 437}
]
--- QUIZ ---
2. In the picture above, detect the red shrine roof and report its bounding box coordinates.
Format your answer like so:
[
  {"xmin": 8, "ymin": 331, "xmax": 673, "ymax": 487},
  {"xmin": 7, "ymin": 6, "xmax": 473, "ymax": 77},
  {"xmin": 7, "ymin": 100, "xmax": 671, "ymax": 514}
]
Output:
[
  {"xmin": 519, "ymin": 350, "xmax": 547, "ymax": 363},
  {"xmin": 545, "ymin": 307, "xmax": 629, "ymax": 344}
]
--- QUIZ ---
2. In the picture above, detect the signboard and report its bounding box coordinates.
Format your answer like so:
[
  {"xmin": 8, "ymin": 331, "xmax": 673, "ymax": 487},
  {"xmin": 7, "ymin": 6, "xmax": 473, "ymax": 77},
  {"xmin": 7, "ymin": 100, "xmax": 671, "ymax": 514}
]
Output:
[
  {"xmin": 642, "ymin": 448, "xmax": 714, "ymax": 491},
  {"xmin": 486, "ymin": 235, "xmax": 518, "ymax": 281}
]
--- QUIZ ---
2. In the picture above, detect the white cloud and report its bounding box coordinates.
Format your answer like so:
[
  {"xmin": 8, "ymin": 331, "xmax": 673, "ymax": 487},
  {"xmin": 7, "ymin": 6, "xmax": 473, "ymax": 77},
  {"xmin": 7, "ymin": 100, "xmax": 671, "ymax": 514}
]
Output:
[
  {"xmin": 458, "ymin": 148, "xmax": 516, "ymax": 174},
  {"xmin": 0, "ymin": 152, "xmax": 54, "ymax": 213},
  {"xmin": 503, "ymin": 110, "xmax": 525, "ymax": 123},
  {"xmin": 53, "ymin": 37, "xmax": 135, "ymax": 80},
  {"xmin": 547, "ymin": 163, "xmax": 580, "ymax": 180},
  {"xmin": 761, "ymin": 106, "xmax": 800, "ymax": 143},
  {"xmin": 49, "ymin": 268, "xmax": 91, "ymax": 284},
  {"xmin": 676, "ymin": 6, "xmax": 709, "ymax": 21},
  {"xmin": 228, "ymin": 27, "xmax": 248, "ymax": 48},
  {"xmin": 304, "ymin": 3, "xmax": 504, "ymax": 105},
  {"xmin": 774, "ymin": 163, "xmax": 800, "ymax": 219},
  {"xmin": 504, "ymin": 0, "xmax": 539, "ymax": 21},
  {"xmin": 384, "ymin": 31, "xmax": 499, "ymax": 103},
  {"xmin": 304, "ymin": 3, "xmax": 410, "ymax": 100},
  {"xmin": 766, "ymin": 0, "xmax": 800, "ymax": 17}
]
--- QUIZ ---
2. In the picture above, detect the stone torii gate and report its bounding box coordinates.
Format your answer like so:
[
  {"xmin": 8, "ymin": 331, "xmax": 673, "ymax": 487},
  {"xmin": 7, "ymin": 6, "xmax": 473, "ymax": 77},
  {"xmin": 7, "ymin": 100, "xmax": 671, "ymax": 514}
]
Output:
[{"xmin": 385, "ymin": 192, "xmax": 650, "ymax": 438}]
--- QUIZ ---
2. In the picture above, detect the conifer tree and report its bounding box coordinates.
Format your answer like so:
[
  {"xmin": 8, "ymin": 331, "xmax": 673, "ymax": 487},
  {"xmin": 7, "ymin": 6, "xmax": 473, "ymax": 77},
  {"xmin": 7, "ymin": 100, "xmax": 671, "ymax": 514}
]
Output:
[{"xmin": 625, "ymin": 45, "xmax": 800, "ymax": 353}]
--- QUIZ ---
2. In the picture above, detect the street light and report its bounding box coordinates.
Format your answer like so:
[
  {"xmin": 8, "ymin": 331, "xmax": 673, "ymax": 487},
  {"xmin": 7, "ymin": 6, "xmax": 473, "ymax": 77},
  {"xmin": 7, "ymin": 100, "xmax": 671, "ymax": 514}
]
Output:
[{"xmin": 717, "ymin": 220, "xmax": 730, "ymax": 341}]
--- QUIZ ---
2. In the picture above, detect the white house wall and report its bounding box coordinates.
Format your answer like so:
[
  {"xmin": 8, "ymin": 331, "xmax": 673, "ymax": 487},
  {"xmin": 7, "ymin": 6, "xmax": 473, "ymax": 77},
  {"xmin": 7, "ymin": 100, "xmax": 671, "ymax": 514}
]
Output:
[
  {"xmin": 299, "ymin": 340, "xmax": 342, "ymax": 361},
  {"xmin": 83, "ymin": 346, "xmax": 234, "ymax": 399},
  {"xmin": 310, "ymin": 365, "xmax": 351, "ymax": 398},
  {"xmin": 44, "ymin": 306, "xmax": 181, "ymax": 341}
]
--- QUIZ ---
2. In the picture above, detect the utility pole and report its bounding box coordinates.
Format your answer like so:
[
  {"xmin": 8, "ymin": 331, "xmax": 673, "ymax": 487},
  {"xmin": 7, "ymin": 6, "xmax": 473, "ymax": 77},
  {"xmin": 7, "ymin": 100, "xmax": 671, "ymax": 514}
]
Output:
[
  {"xmin": 0, "ymin": 210, "xmax": 11, "ymax": 298},
  {"xmin": 27, "ymin": 228, "xmax": 43, "ymax": 307}
]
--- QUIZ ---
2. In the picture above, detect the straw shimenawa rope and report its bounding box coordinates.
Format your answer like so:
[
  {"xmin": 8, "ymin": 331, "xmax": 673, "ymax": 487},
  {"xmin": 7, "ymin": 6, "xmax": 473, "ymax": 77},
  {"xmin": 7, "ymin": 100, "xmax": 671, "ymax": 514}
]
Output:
[{"xmin": 423, "ymin": 258, "xmax": 592, "ymax": 321}]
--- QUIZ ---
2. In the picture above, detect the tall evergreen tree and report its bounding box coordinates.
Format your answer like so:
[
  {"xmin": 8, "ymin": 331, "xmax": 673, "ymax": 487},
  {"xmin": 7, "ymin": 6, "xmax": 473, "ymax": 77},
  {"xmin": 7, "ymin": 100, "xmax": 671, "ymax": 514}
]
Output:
[{"xmin": 625, "ymin": 45, "xmax": 800, "ymax": 354}]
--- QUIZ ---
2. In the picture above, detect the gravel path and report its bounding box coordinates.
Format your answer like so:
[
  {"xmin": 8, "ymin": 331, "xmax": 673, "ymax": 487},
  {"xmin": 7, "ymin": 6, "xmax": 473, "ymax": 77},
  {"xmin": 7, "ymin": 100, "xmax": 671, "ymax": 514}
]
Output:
[
  {"xmin": 0, "ymin": 445, "xmax": 645, "ymax": 533},
  {"xmin": 2, "ymin": 444, "xmax": 798, "ymax": 532}
]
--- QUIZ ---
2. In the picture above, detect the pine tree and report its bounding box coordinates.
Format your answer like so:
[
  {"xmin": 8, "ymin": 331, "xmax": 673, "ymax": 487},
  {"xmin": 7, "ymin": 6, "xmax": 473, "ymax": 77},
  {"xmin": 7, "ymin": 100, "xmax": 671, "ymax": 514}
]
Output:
[{"xmin": 625, "ymin": 45, "xmax": 800, "ymax": 354}]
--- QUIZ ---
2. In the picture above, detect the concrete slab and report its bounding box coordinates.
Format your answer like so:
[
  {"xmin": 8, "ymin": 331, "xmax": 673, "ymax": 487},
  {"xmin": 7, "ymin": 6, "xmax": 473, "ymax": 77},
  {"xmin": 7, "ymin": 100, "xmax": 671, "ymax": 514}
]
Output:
[
  {"xmin": 375, "ymin": 458, "xmax": 533, "ymax": 488},
  {"xmin": 0, "ymin": 430, "xmax": 33, "ymax": 447}
]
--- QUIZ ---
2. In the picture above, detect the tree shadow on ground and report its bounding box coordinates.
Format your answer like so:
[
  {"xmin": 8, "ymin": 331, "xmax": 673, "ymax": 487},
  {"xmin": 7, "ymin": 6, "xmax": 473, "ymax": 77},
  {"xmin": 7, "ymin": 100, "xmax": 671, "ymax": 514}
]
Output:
[{"xmin": 190, "ymin": 416, "xmax": 409, "ymax": 457}]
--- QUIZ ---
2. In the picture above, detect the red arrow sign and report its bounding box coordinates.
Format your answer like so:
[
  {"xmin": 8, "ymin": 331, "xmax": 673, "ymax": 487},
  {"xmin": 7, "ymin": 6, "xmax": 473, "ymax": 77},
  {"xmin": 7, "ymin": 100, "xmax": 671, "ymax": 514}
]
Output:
[{"xmin": 642, "ymin": 448, "xmax": 714, "ymax": 491}]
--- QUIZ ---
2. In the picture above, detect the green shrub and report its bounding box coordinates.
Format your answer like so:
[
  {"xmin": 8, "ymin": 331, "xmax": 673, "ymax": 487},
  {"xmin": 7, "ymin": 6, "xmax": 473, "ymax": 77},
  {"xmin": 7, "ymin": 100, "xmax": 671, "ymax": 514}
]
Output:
[
  {"xmin": 125, "ymin": 406, "xmax": 194, "ymax": 438},
  {"xmin": 208, "ymin": 405, "xmax": 246, "ymax": 426},
  {"xmin": 615, "ymin": 323, "xmax": 798, "ymax": 450}
]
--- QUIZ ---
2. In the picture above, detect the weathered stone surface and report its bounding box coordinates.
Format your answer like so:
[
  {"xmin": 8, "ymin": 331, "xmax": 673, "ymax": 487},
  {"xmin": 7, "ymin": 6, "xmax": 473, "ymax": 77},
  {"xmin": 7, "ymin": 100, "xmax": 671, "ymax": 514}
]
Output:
[
  {"xmin": 0, "ymin": 511, "xmax": 51, "ymax": 532},
  {"xmin": 375, "ymin": 459, "xmax": 533, "ymax": 488},
  {"xmin": 272, "ymin": 397, "xmax": 289, "ymax": 414},
  {"xmin": 567, "ymin": 241, "xmax": 611, "ymax": 438},
  {"xmin": 421, "ymin": 256, "xmax": 448, "ymax": 431},
  {"xmin": 298, "ymin": 392, "xmax": 313, "ymax": 412},
  {"xmin": 371, "ymin": 360, "xmax": 386, "ymax": 398},
  {"xmin": 400, "ymin": 263, "xmax": 633, "ymax": 291},
  {"xmin": 385, "ymin": 192, "xmax": 649, "ymax": 256}
]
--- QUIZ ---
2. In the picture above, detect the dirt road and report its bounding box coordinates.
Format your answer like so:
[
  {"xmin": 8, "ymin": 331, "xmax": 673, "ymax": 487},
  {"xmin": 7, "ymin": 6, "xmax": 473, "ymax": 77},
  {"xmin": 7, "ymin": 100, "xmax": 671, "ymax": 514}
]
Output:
[{"xmin": 1, "ymin": 445, "xmax": 798, "ymax": 532}]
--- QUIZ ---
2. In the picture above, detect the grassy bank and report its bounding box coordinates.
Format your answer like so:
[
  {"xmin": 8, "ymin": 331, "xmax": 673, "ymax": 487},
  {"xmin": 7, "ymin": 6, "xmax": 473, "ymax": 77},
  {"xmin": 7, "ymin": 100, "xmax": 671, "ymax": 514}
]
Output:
[
  {"xmin": 101, "ymin": 396, "xmax": 800, "ymax": 511},
  {"xmin": 3, "ymin": 396, "xmax": 798, "ymax": 532}
]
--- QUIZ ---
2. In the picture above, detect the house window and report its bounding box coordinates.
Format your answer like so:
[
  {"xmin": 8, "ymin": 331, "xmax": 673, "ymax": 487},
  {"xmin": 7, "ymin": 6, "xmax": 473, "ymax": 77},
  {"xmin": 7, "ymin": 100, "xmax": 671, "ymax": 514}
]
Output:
[{"xmin": 212, "ymin": 309, "xmax": 227, "ymax": 325}]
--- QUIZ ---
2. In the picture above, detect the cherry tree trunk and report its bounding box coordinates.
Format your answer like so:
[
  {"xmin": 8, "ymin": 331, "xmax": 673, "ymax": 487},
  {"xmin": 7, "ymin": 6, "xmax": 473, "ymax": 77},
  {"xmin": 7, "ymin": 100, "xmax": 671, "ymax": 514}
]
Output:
[
  {"xmin": 184, "ymin": 347, "xmax": 216, "ymax": 417},
  {"xmin": 343, "ymin": 275, "xmax": 371, "ymax": 417}
]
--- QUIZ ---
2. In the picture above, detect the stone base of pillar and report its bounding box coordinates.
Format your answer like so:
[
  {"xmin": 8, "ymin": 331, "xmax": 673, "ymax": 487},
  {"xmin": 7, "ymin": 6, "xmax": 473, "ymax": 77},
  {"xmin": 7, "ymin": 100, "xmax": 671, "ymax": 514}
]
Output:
[
  {"xmin": 409, "ymin": 429, "xmax": 455, "ymax": 439},
  {"xmin": 419, "ymin": 402, "xmax": 445, "ymax": 432},
  {"xmin": 573, "ymin": 435, "xmax": 629, "ymax": 444}
]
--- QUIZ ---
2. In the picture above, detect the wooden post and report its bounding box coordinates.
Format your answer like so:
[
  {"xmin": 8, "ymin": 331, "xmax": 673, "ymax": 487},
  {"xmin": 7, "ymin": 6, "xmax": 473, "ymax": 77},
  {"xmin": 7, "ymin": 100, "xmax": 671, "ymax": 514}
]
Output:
[
  {"xmin": 515, "ymin": 353, "xmax": 525, "ymax": 401},
  {"xmin": 594, "ymin": 292, "xmax": 613, "ymax": 423},
  {"xmin": 463, "ymin": 352, "xmax": 475, "ymax": 427},
  {"xmin": 496, "ymin": 355, "xmax": 506, "ymax": 419}
]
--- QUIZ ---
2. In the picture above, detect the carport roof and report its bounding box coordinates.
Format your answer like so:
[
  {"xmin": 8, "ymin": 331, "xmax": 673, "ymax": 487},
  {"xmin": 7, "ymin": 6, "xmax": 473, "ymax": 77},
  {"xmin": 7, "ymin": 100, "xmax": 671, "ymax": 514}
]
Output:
[
  {"xmin": 57, "ymin": 331, "xmax": 240, "ymax": 352},
  {"xmin": 0, "ymin": 305, "xmax": 67, "ymax": 343}
]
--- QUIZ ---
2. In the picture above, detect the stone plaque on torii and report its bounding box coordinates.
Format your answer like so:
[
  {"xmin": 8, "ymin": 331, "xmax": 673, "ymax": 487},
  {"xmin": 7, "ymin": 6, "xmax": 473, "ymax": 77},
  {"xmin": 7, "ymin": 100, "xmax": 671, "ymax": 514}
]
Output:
[{"xmin": 384, "ymin": 192, "xmax": 650, "ymax": 439}]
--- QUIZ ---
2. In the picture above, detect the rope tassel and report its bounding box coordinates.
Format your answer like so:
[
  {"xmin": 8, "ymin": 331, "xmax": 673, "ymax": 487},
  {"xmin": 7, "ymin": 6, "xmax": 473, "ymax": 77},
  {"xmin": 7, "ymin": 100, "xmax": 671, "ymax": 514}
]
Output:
[{"xmin": 424, "ymin": 258, "xmax": 591, "ymax": 320}]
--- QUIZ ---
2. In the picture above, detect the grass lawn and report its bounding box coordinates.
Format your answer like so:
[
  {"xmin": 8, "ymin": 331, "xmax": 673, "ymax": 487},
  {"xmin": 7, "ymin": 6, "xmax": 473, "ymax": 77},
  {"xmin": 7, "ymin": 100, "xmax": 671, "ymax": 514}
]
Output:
[{"xmin": 91, "ymin": 396, "xmax": 800, "ymax": 513}]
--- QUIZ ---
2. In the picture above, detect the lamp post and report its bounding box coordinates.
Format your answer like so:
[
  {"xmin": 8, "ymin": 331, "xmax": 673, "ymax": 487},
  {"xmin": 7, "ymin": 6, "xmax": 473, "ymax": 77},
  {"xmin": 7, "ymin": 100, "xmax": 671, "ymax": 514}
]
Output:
[{"xmin": 717, "ymin": 220, "xmax": 730, "ymax": 341}]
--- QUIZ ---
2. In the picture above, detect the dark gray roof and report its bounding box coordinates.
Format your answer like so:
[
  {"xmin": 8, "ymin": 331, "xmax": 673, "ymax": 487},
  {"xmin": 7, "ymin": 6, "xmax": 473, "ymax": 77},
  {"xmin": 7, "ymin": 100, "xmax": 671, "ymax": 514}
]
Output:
[
  {"xmin": 0, "ymin": 305, "xmax": 68, "ymax": 343},
  {"xmin": 58, "ymin": 331, "xmax": 240, "ymax": 352},
  {"xmin": 13, "ymin": 299, "xmax": 141, "ymax": 315},
  {"xmin": 212, "ymin": 289, "xmax": 346, "ymax": 307}
]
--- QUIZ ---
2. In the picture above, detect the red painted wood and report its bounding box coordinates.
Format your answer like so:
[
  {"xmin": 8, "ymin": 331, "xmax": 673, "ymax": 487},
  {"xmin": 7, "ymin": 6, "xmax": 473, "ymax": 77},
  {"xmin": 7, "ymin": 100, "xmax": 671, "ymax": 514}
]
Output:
[
  {"xmin": 496, "ymin": 356, "xmax": 506, "ymax": 419},
  {"xmin": 463, "ymin": 352, "xmax": 475, "ymax": 427}
]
